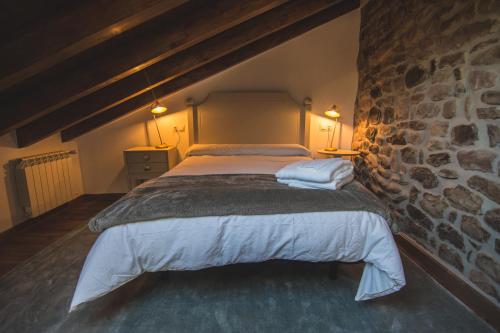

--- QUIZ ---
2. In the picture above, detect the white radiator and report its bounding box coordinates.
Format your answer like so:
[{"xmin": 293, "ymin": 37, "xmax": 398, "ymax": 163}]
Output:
[{"xmin": 14, "ymin": 150, "xmax": 82, "ymax": 218}]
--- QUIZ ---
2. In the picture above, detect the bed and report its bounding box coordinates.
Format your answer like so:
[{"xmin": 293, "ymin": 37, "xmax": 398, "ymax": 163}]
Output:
[{"xmin": 70, "ymin": 92, "xmax": 405, "ymax": 311}]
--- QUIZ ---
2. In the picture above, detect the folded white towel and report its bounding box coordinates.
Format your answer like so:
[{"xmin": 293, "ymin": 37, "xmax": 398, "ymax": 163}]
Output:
[
  {"xmin": 276, "ymin": 158, "xmax": 353, "ymax": 183},
  {"xmin": 277, "ymin": 173, "xmax": 354, "ymax": 190}
]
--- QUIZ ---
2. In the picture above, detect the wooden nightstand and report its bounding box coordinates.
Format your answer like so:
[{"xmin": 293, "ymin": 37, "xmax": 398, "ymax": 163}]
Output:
[
  {"xmin": 124, "ymin": 146, "xmax": 177, "ymax": 189},
  {"xmin": 317, "ymin": 149, "xmax": 361, "ymax": 158}
]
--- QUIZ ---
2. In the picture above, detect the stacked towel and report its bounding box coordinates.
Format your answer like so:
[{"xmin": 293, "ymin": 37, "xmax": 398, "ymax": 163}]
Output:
[{"xmin": 276, "ymin": 158, "xmax": 354, "ymax": 190}]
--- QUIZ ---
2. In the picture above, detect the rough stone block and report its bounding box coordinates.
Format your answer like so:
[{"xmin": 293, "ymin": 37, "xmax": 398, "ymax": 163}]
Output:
[
  {"xmin": 405, "ymin": 65, "xmax": 427, "ymax": 88},
  {"xmin": 439, "ymin": 244, "xmax": 464, "ymax": 272},
  {"xmin": 427, "ymin": 139, "xmax": 446, "ymax": 151},
  {"xmin": 439, "ymin": 52, "xmax": 465, "ymax": 68},
  {"xmin": 429, "ymin": 84, "xmax": 452, "ymax": 101},
  {"xmin": 369, "ymin": 144, "xmax": 380, "ymax": 154},
  {"xmin": 460, "ymin": 215, "xmax": 490, "ymax": 243},
  {"xmin": 426, "ymin": 152, "xmax": 450, "ymax": 167},
  {"xmin": 407, "ymin": 204, "xmax": 433, "ymax": 230},
  {"xmin": 380, "ymin": 145, "xmax": 393, "ymax": 157},
  {"xmin": 406, "ymin": 131, "xmax": 424, "ymax": 145},
  {"xmin": 457, "ymin": 150, "xmax": 495, "ymax": 172},
  {"xmin": 467, "ymin": 175, "xmax": 500, "ymax": 204},
  {"xmin": 477, "ymin": 107, "xmax": 500, "ymax": 119},
  {"xmin": 421, "ymin": 193, "xmax": 448, "ymax": 218},
  {"xmin": 430, "ymin": 121, "xmax": 449, "ymax": 137},
  {"xmin": 470, "ymin": 269, "xmax": 499, "ymax": 302},
  {"xmin": 454, "ymin": 82, "xmax": 466, "ymax": 97},
  {"xmin": 437, "ymin": 223, "xmax": 464, "ymax": 250},
  {"xmin": 410, "ymin": 94, "xmax": 425, "ymax": 104},
  {"xmin": 451, "ymin": 124, "xmax": 478, "ymax": 146},
  {"xmin": 365, "ymin": 127, "xmax": 378, "ymax": 143},
  {"xmin": 379, "ymin": 125, "xmax": 396, "ymax": 137},
  {"xmin": 401, "ymin": 146, "xmax": 418, "ymax": 164},
  {"xmin": 471, "ymin": 45, "xmax": 500, "ymax": 66},
  {"xmin": 442, "ymin": 100, "xmax": 456, "ymax": 119},
  {"xmin": 415, "ymin": 103, "xmax": 440, "ymax": 119},
  {"xmin": 370, "ymin": 86, "xmax": 382, "ymax": 98},
  {"xmin": 368, "ymin": 107, "xmax": 382, "ymax": 125},
  {"xmin": 397, "ymin": 120, "xmax": 427, "ymax": 131},
  {"xmin": 468, "ymin": 70, "xmax": 497, "ymax": 90},
  {"xmin": 484, "ymin": 208, "xmax": 500, "ymax": 232},
  {"xmin": 438, "ymin": 169, "xmax": 458, "ymax": 179},
  {"xmin": 481, "ymin": 91, "xmax": 500, "ymax": 105},
  {"xmin": 476, "ymin": 253, "xmax": 500, "ymax": 283},
  {"xmin": 409, "ymin": 186, "xmax": 419, "ymax": 204},
  {"xmin": 410, "ymin": 167, "xmax": 438, "ymax": 189},
  {"xmin": 448, "ymin": 211, "xmax": 457, "ymax": 223},
  {"xmin": 443, "ymin": 185, "xmax": 482, "ymax": 213},
  {"xmin": 407, "ymin": 219, "xmax": 429, "ymax": 240},
  {"xmin": 449, "ymin": 19, "xmax": 496, "ymax": 49},
  {"xmin": 487, "ymin": 124, "xmax": 499, "ymax": 147},
  {"xmin": 470, "ymin": 37, "xmax": 498, "ymax": 54},
  {"xmin": 387, "ymin": 131, "xmax": 407, "ymax": 145},
  {"xmin": 382, "ymin": 107, "xmax": 395, "ymax": 124}
]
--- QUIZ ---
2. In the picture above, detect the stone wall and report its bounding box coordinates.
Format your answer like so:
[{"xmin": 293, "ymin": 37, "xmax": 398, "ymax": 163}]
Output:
[{"xmin": 352, "ymin": 0, "xmax": 500, "ymax": 304}]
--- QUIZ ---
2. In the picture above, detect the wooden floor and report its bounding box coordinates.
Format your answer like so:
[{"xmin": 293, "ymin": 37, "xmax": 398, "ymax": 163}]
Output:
[{"xmin": 0, "ymin": 194, "xmax": 122, "ymax": 277}]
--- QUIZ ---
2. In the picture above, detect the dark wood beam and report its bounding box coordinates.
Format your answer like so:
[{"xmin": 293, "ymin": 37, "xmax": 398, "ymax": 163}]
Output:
[
  {"xmin": 0, "ymin": 0, "xmax": 188, "ymax": 90},
  {"xmin": 17, "ymin": 0, "xmax": 341, "ymax": 147},
  {"xmin": 0, "ymin": 0, "xmax": 286, "ymax": 135},
  {"xmin": 61, "ymin": 0, "xmax": 360, "ymax": 142},
  {"xmin": 0, "ymin": 0, "xmax": 71, "ymax": 41}
]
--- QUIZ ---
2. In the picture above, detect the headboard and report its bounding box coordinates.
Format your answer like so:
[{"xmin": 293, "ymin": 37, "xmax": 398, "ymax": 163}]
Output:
[{"xmin": 186, "ymin": 92, "xmax": 311, "ymax": 147}]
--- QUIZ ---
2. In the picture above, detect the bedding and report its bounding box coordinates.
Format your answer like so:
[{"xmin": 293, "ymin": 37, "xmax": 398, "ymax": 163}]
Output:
[
  {"xmin": 70, "ymin": 152, "xmax": 405, "ymax": 312},
  {"xmin": 88, "ymin": 175, "xmax": 391, "ymax": 233},
  {"xmin": 276, "ymin": 158, "xmax": 353, "ymax": 183},
  {"xmin": 277, "ymin": 173, "xmax": 355, "ymax": 190},
  {"xmin": 276, "ymin": 158, "xmax": 355, "ymax": 190},
  {"xmin": 186, "ymin": 143, "xmax": 311, "ymax": 157}
]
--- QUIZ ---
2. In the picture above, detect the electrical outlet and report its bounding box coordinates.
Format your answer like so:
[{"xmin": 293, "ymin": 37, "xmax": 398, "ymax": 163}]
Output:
[
  {"xmin": 319, "ymin": 124, "xmax": 331, "ymax": 132},
  {"xmin": 173, "ymin": 125, "xmax": 186, "ymax": 133}
]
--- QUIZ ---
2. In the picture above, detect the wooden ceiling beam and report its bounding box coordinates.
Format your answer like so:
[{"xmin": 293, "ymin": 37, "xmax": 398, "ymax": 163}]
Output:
[
  {"xmin": 0, "ymin": 0, "xmax": 188, "ymax": 90},
  {"xmin": 16, "ymin": 0, "xmax": 341, "ymax": 147},
  {"xmin": 0, "ymin": 0, "xmax": 71, "ymax": 41},
  {"xmin": 0, "ymin": 0, "xmax": 286, "ymax": 135},
  {"xmin": 60, "ymin": 0, "xmax": 360, "ymax": 142}
]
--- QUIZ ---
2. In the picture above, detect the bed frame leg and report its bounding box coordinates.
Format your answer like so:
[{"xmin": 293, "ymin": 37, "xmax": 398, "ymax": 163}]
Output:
[{"xmin": 329, "ymin": 261, "xmax": 338, "ymax": 280}]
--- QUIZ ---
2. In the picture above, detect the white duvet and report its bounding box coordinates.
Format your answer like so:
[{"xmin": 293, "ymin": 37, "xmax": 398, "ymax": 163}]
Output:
[{"xmin": 70, "ymin": 155, "xmax": 405, "ymax": 311}]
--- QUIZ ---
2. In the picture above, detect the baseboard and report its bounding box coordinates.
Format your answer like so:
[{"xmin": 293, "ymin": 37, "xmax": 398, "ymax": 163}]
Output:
[
  {"xmin": 396, "ymin": 233, "xmax": 500, "ymax": 330},
  {"xmin": 79, "ymin": 193, "xmax": 125, "ymax": 201}
]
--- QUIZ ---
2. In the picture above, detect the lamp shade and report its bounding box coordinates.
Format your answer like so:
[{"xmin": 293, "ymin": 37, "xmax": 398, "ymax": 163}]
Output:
[
  {"xmin": 324, "ymin": 105, "xmax": 340, "ymax": 118},
  {"xmin": 151, "ymin": 101, "xmax": 167, "ymax": 114}
]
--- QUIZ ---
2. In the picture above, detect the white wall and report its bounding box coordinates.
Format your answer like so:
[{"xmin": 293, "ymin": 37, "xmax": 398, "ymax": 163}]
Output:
[
  {"xmin": 0, "ymin": 133, "xmax": 84, "ymax": 232},
  {"xmin": 75, "ymin": 9, "xmax": 360, "ymax": 194}
]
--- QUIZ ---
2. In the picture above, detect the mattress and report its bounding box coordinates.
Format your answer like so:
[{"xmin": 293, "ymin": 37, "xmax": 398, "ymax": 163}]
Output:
[{"xmin": 70, "ymin": 154, "xmax": 405, "ymax": 311}]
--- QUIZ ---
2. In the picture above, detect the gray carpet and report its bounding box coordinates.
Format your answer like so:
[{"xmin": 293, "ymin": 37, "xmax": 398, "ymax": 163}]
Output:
[{"xmin": 0, "ymin": 226, "xmax": 494, "ymax": 333}]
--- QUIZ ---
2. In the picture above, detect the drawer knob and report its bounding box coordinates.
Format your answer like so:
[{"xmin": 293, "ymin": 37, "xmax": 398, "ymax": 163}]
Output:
[
  {"xmin": 143, "ymin": 154, "xmax": 150, "ymax": 161},
  {"xmin": 144, "ymin": 165, "xmax": 151, "ymax": 171}
]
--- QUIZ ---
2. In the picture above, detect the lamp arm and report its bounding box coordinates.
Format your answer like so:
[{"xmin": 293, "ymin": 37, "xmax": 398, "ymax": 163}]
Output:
[
  {"xmin": 326, "ymin": 126, "xmax": 331, "ymax": 148},
  {"xmin": 329, "ymin": 118, "xmax": 338, "ymax": 149},
  {"xmin": 153, "ymin": 115, "xmax": 164, "ymax": 145}
]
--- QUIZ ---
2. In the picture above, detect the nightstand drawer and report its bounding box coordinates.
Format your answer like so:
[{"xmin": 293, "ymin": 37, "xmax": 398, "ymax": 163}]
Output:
[
  {"xmin": 125, "ymin": 151, "xmax": 167, "ymax": 164},
  {"xmin": 127, "ymin": 163, "xmax": 168, "ymax": 174},
  {"xmin": 124, "ymin": 146, "xmax": 177, "ymax": 190}
]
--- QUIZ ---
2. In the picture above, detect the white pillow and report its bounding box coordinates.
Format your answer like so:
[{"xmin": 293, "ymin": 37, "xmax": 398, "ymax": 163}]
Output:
[{"xmin": 186, "ymin": 144, "xmax": 311, "ymax": 157}]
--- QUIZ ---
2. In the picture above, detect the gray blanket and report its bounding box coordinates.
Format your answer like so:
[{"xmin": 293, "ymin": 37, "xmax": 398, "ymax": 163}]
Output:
[{"xmin": 89, "ymin": 174, "xmax": 391, "ymax": 232}]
